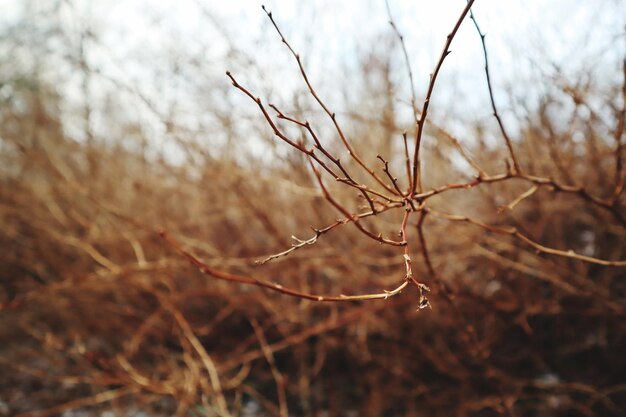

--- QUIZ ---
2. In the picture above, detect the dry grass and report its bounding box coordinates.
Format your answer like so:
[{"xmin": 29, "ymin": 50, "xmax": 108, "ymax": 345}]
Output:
[{"xmin": 1, "ymin": 3, "xmax": 625, "ymax": 417}]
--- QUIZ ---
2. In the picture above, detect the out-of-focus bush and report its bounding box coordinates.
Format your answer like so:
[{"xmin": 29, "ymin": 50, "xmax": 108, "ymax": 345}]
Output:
[{"xmin": 1, "ymin": 2, "xmax": 625, "ymax": 417}]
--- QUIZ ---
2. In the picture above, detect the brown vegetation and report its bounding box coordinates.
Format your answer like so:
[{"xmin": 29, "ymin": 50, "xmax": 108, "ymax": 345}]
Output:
[{"xmin": 1, "ymin": 2, "xmax": 625, "ymax": 417}]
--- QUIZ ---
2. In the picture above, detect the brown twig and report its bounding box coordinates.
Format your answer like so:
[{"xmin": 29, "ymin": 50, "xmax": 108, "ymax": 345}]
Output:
[
  {"xmin": 164, "ymin": 301, "xmax": 230, "ymax": 415},
  {"xmin": 308, "ymin": 158, "xmax": 407, "ymax": 246},
  {"xmin": 497, "ymin": 185, "xmax": 538, "ymax": 213},
  {"xmin": 428, "ymin": 208, "xmax": 626, "ymax": 266},
  {"xmin": 399, "ymin": 205, "xmax": 430, "ymax": 306},
  {"xmin": 402, "ymin": 131, "xmax": 413, "ymax": 192},
  {"xmin": 377, "ymin": 154, "xmax": 405, "ymax": 196},
  {"xmin": 250, "ymin": 319, "xmax": 289, "ymax": 417},
  {"xmin": 261, "ymin": 5, "xmax": 400, "ymax": 197},
  {"xmin": 160, "ymin": 230, "xmax": 410, "ymax": 301},
  {"xmin": 255, "ymin": 201, "xmax": 403, "ymax": 265},
  {"xmin": 385, "ymin": 0, "xmax": 419, "ymax": 125},
  {"xmin": 225, "ymin": 71, "xmax": 387, "ymax": 210},
  {"xmin": 469, "ymin": 8, "xmax": 522, "ymax": 173},
  {"xmin": 411, "ymin": 0, "xmax": 476, "ymax": 195},
  {"xmin": 268, "ymin": 102, "xmax": 390, "ymax": 209}
]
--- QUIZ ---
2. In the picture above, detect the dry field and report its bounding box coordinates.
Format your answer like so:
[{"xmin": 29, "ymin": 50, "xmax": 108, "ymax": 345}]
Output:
[{"xmin": 1, "ymin": 2, "xmax": 625, "ymax": 416}]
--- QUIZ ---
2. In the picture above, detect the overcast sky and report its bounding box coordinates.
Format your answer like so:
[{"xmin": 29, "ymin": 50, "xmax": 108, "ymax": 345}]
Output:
[{"xmin": 2, "ymin": 0, "xmax": 624, "ymax": 156}]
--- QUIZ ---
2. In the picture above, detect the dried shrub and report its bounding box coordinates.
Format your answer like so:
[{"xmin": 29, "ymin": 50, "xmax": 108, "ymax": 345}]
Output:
[{"xmin": 1, "ymin": 2, "xmax": 625, "ymax": 417}]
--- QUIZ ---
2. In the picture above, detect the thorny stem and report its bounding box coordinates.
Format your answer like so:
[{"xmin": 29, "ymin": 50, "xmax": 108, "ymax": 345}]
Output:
[
  {"xmin": 400, "ymin": 206, "xmax": 430, "ymax": 306},
  {"xmin": 268, "ymin": 103, "xmax": 388, "ymax": 210},
  {"xmin": 255, "ymin": 202, "xmax": 402, "ymax": 264},
  {"xmin": 402, "ymin": 132, "xmax": 413, "ymax": 193},
  {"xmin": 469, "ymin": 8, "xmax": 522, "ymax": 173},
  {"xmin": 428, "ymin": 208, "xmax": 626, "ymax": 267},
  {"xmin": 411, "ymin": 0, "xmax": 476, "ymax": 195},
  {"xmin": 226, "ymin": 72, "xmax": 396, "ymax": 210},
  {"xmin": 497, "ymin": 185, "xmax": 538, "ymax": 213},
  {"xmin": 385, "ymin": 0, "xmax": 419, "ymax": 125},
  {"xmin": 261, "ymin": 5, "xmax": 400, "ymax": 197},
  {"xmin": 214, "ymin": 2, "xmax": 626, "ymax": 310},
  {"xmin": 308, "ymin": 158, "xmax": 407, "ymax": 246},
  {"xmin": 160, "ymin": 230, "xmax": 409, "ymax": 302},
  {"xmin": 377, "ymin": 154, "xmax": 405, "ymax": 196},
  {"xmin": 257, "ymin": 167, "xmax": 625, "ymax": 271},
  {"xmin": 410, "ymin": 171, "xmax": 626, "ymax": 226}
]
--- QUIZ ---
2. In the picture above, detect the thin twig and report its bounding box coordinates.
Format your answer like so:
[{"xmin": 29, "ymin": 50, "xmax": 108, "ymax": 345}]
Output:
[
  {"xmin": 428, "ymin": 208, "xmax": 626, "ymax": 266},
  {"xmin": 399, "ymin": 205, "xmax": 430, "ymax": 304},
  {"xmin": 402, "ymin": 131, "xmax": 413, "ymax": 192},
  {"xmin": 165, "ymin": 301, "xmax": 230, "ymax": 416},
  {"xmin": 411, "ymin": 0, "xmax": 476, "ymax": 195},
  {"xmin": 432, "ymin": 124, "xmax": 489, "ymax": 178},
  {"xmin": 261, "ymin": 5, "xmax": 400, "ymax": 196},
  {"xmin": 268, "ymin": 102, "xmax": 390, "ymax": 209},
  {"xmin": 385, "ymin": 0, "xmax": 419, "ymax": 125},
  {"xmin": 160, "ymin": 230, "xmax": 410, "ymax": 301},
  {"xmin": 308, "ymin": 158, "xmax": 407, "ymax": 246},
  {"xmin": 255, "ymin": 202, "xmax": 403, "ymax": 265},
  {"xmin": 377, "ymin": 154, "xmax": 405, "ymax": 196},
  {"xmin": 469, "ymin": 8, "xmax": 522, "ymax": 173},
  {"xmin": 251, "ymin": 319, "xmax": 289, "ymax": 417},
  {"xmin": 226, "ymin": 71, "xmax": 385, "ymax": 210},
  {"xmin": 497, "ymin": 185, "xmax": 538, "ymax": 213}
]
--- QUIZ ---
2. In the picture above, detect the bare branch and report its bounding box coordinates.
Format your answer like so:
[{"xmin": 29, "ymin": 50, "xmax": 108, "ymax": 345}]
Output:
[
  {"xmin": 469, "ymin": 8, "xmax": 522, "ymax": 173},
  {"xmin": 497, "ymin": 185, "xmax": 538, "ymax": 213},
  {"xmin": 160, "ymin": 230, "xmax": 410, "ymax": 301},
  {"xmin": 308, "ymin": 159, "xmax": 407, "ymax": 246},
  {"xmin": 261, "ymin": 5, "xmax": 400, "ymax": 196},
  {"xmin": 428, "ymin": 209, "xmax": 626, "ymax": 266},
  {"xmin": 411, "ymin": 0, "xmax": 476, "ymax": 195},
  {"xmin": 385, "ymin": 0, "xmax": 419, "ymax": 125}
]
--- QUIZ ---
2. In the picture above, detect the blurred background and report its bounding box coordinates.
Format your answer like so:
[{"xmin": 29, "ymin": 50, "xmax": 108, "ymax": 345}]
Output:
[{"xmin": 1, "ymin": 0, "xmax": 625, "ymax": 416}]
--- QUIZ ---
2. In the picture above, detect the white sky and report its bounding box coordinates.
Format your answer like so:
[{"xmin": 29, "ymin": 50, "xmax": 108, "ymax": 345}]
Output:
[
  {"xmin": 105, "ymin": 1, "xmax": 623, "ymax": 105},
  {"xmin": 1, "ymin": 0, "xmax": 624, "ymax": 158},
  {"xmin": 3, "ymin": 0, "xmax": 624, "ymax": 92}
]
